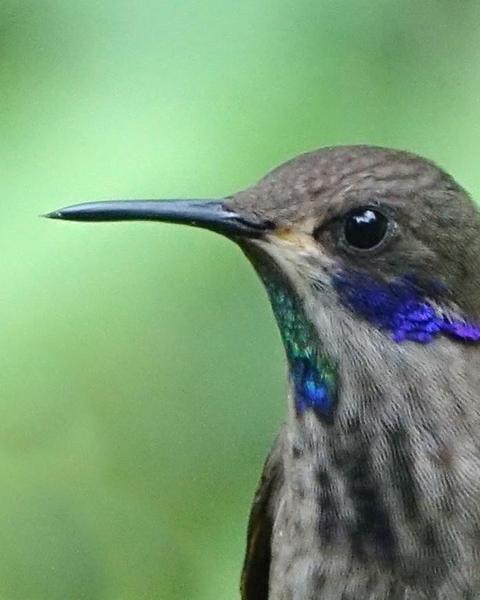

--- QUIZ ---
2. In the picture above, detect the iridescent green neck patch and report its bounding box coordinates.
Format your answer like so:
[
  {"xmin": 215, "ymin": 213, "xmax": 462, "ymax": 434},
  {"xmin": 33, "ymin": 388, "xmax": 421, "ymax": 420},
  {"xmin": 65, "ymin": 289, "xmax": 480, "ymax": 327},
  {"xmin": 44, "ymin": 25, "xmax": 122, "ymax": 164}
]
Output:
[{"xmin": 259, "ymin": 268, "xmax": 337, "ymax": 422}]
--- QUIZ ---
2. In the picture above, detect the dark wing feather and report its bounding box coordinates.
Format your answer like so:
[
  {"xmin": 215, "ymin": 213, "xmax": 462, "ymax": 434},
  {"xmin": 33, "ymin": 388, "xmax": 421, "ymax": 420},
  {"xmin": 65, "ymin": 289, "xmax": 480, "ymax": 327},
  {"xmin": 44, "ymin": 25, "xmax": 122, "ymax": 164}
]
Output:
[{"xmin": 241, "ymin": 430, "xmax": 285, "ymax": 600}]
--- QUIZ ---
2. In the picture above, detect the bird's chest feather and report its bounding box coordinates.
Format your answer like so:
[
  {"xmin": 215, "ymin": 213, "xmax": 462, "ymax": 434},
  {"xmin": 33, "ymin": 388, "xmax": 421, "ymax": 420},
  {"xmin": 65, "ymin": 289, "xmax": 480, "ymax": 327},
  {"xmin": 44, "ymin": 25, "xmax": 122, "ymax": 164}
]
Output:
[
  {"xmin": 268, "ymin": 414, "xmax": 480, "ymax": 600},
  {"xmin": 269, "ymin": 427, "xmax": 400, "ymax": 599}
]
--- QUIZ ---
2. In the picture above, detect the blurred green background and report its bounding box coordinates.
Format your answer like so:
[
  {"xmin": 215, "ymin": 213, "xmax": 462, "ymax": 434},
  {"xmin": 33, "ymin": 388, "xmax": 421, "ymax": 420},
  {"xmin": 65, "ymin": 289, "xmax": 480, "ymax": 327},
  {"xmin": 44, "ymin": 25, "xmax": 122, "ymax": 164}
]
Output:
[{"xmin": 2, "ymin": 1, "xmax": 480, "ymax": 598}]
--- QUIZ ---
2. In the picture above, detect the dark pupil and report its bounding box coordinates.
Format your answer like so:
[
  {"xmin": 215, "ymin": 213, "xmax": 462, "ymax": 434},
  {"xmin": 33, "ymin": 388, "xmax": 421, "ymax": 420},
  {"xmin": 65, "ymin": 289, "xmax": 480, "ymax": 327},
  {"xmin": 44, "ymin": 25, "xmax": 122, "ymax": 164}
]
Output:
[{"xmin": 344, "ymin": 208, "xmax": 388, "ymax": 250}]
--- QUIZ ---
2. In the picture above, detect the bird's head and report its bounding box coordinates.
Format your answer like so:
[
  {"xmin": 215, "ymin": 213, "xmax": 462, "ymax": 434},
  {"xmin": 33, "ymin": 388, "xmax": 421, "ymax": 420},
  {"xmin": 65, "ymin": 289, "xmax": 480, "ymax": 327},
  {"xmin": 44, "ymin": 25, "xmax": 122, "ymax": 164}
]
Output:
[{"xmin": 48, "ymin": 146, "xmax": 480, "ymax": 425}]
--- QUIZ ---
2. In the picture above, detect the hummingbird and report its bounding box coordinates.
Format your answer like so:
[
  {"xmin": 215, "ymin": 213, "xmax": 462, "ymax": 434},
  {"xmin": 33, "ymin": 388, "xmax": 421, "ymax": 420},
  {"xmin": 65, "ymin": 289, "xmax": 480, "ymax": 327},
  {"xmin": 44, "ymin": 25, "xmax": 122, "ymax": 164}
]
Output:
[{"xmin": 47, "ymin": 145, "xmax": 480, "ymax": 599}]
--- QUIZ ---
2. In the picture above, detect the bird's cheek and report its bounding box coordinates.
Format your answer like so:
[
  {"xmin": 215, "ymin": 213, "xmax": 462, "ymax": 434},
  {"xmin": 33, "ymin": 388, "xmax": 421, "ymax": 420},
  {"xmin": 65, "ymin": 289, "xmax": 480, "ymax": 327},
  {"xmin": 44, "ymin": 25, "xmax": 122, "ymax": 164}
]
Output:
[
  {"xmin": 263, "ymin": 229, "xmax": 325, "ymax": 264},
  {"xmin": 271, "ymin": 227, "xmax": 317, "ymax": 251},
  {"xmin": 265, "ymin": 232, "xmax": 334, "ymax": 279}
]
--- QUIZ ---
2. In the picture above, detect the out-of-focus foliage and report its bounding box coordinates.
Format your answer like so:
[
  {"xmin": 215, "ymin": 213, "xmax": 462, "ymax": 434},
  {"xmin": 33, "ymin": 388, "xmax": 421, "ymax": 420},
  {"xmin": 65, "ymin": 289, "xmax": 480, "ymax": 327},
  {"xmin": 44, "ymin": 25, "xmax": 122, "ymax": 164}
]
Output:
[{"xmin": 1, "ymin": 1, "xmax": 480, "ymax": 598}]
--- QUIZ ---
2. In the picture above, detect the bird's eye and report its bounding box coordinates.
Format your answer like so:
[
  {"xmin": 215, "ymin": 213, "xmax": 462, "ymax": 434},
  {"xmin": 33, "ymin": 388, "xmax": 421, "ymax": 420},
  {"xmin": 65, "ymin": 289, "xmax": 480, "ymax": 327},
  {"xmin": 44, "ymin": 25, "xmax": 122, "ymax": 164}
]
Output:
[{"xmin": 343, "ymin": 207, "xmax": 389, "ymax": 250}]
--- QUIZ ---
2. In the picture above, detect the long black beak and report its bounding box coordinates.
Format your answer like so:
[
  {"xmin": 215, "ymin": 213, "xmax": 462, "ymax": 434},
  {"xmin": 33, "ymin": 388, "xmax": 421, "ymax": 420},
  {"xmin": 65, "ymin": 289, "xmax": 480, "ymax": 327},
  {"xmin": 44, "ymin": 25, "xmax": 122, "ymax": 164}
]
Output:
[{"xmin": 45, "ymin": 199, "xmax": 271, "ymax": 238}]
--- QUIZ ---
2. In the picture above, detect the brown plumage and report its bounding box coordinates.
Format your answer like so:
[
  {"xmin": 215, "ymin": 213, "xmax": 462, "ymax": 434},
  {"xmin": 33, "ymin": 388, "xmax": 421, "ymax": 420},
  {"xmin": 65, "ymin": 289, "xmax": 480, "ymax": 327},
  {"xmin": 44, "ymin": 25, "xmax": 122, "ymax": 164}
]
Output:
[
  {"xmin": 234, "ymin": 146, "xmax": 480, "ymax": 599},
  {"xmin": 48, "ymin": 146, "xmax": 480, "ymax": 599}
]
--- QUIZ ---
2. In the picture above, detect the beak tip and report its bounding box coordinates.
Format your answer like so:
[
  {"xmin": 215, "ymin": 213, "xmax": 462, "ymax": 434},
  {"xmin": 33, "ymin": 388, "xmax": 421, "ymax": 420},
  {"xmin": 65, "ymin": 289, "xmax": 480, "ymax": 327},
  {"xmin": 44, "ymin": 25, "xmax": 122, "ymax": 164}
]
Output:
[
  {"xmin": 43, "ymin": 205, "xmax": 94, "ymax": 221},
  {"xmin": 43, "ymin": 211, "xmax": 63, "ymax": 220}
]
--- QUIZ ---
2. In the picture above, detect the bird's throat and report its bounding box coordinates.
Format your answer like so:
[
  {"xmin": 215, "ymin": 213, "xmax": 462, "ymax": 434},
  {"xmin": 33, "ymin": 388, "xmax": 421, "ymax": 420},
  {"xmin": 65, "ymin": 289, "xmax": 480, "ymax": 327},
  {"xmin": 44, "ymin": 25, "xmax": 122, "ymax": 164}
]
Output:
[{"xmin": 255, "ymin": 261, "xmax": 337, "ymax": 421}]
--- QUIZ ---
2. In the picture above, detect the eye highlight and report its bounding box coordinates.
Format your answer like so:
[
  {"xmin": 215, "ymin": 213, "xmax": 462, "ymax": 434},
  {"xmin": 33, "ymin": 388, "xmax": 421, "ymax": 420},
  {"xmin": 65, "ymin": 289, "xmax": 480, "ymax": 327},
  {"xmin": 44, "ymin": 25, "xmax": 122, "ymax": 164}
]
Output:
[{"xmin": 343, "ymin": 207, "xmax": 389, "ymax": 250}]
